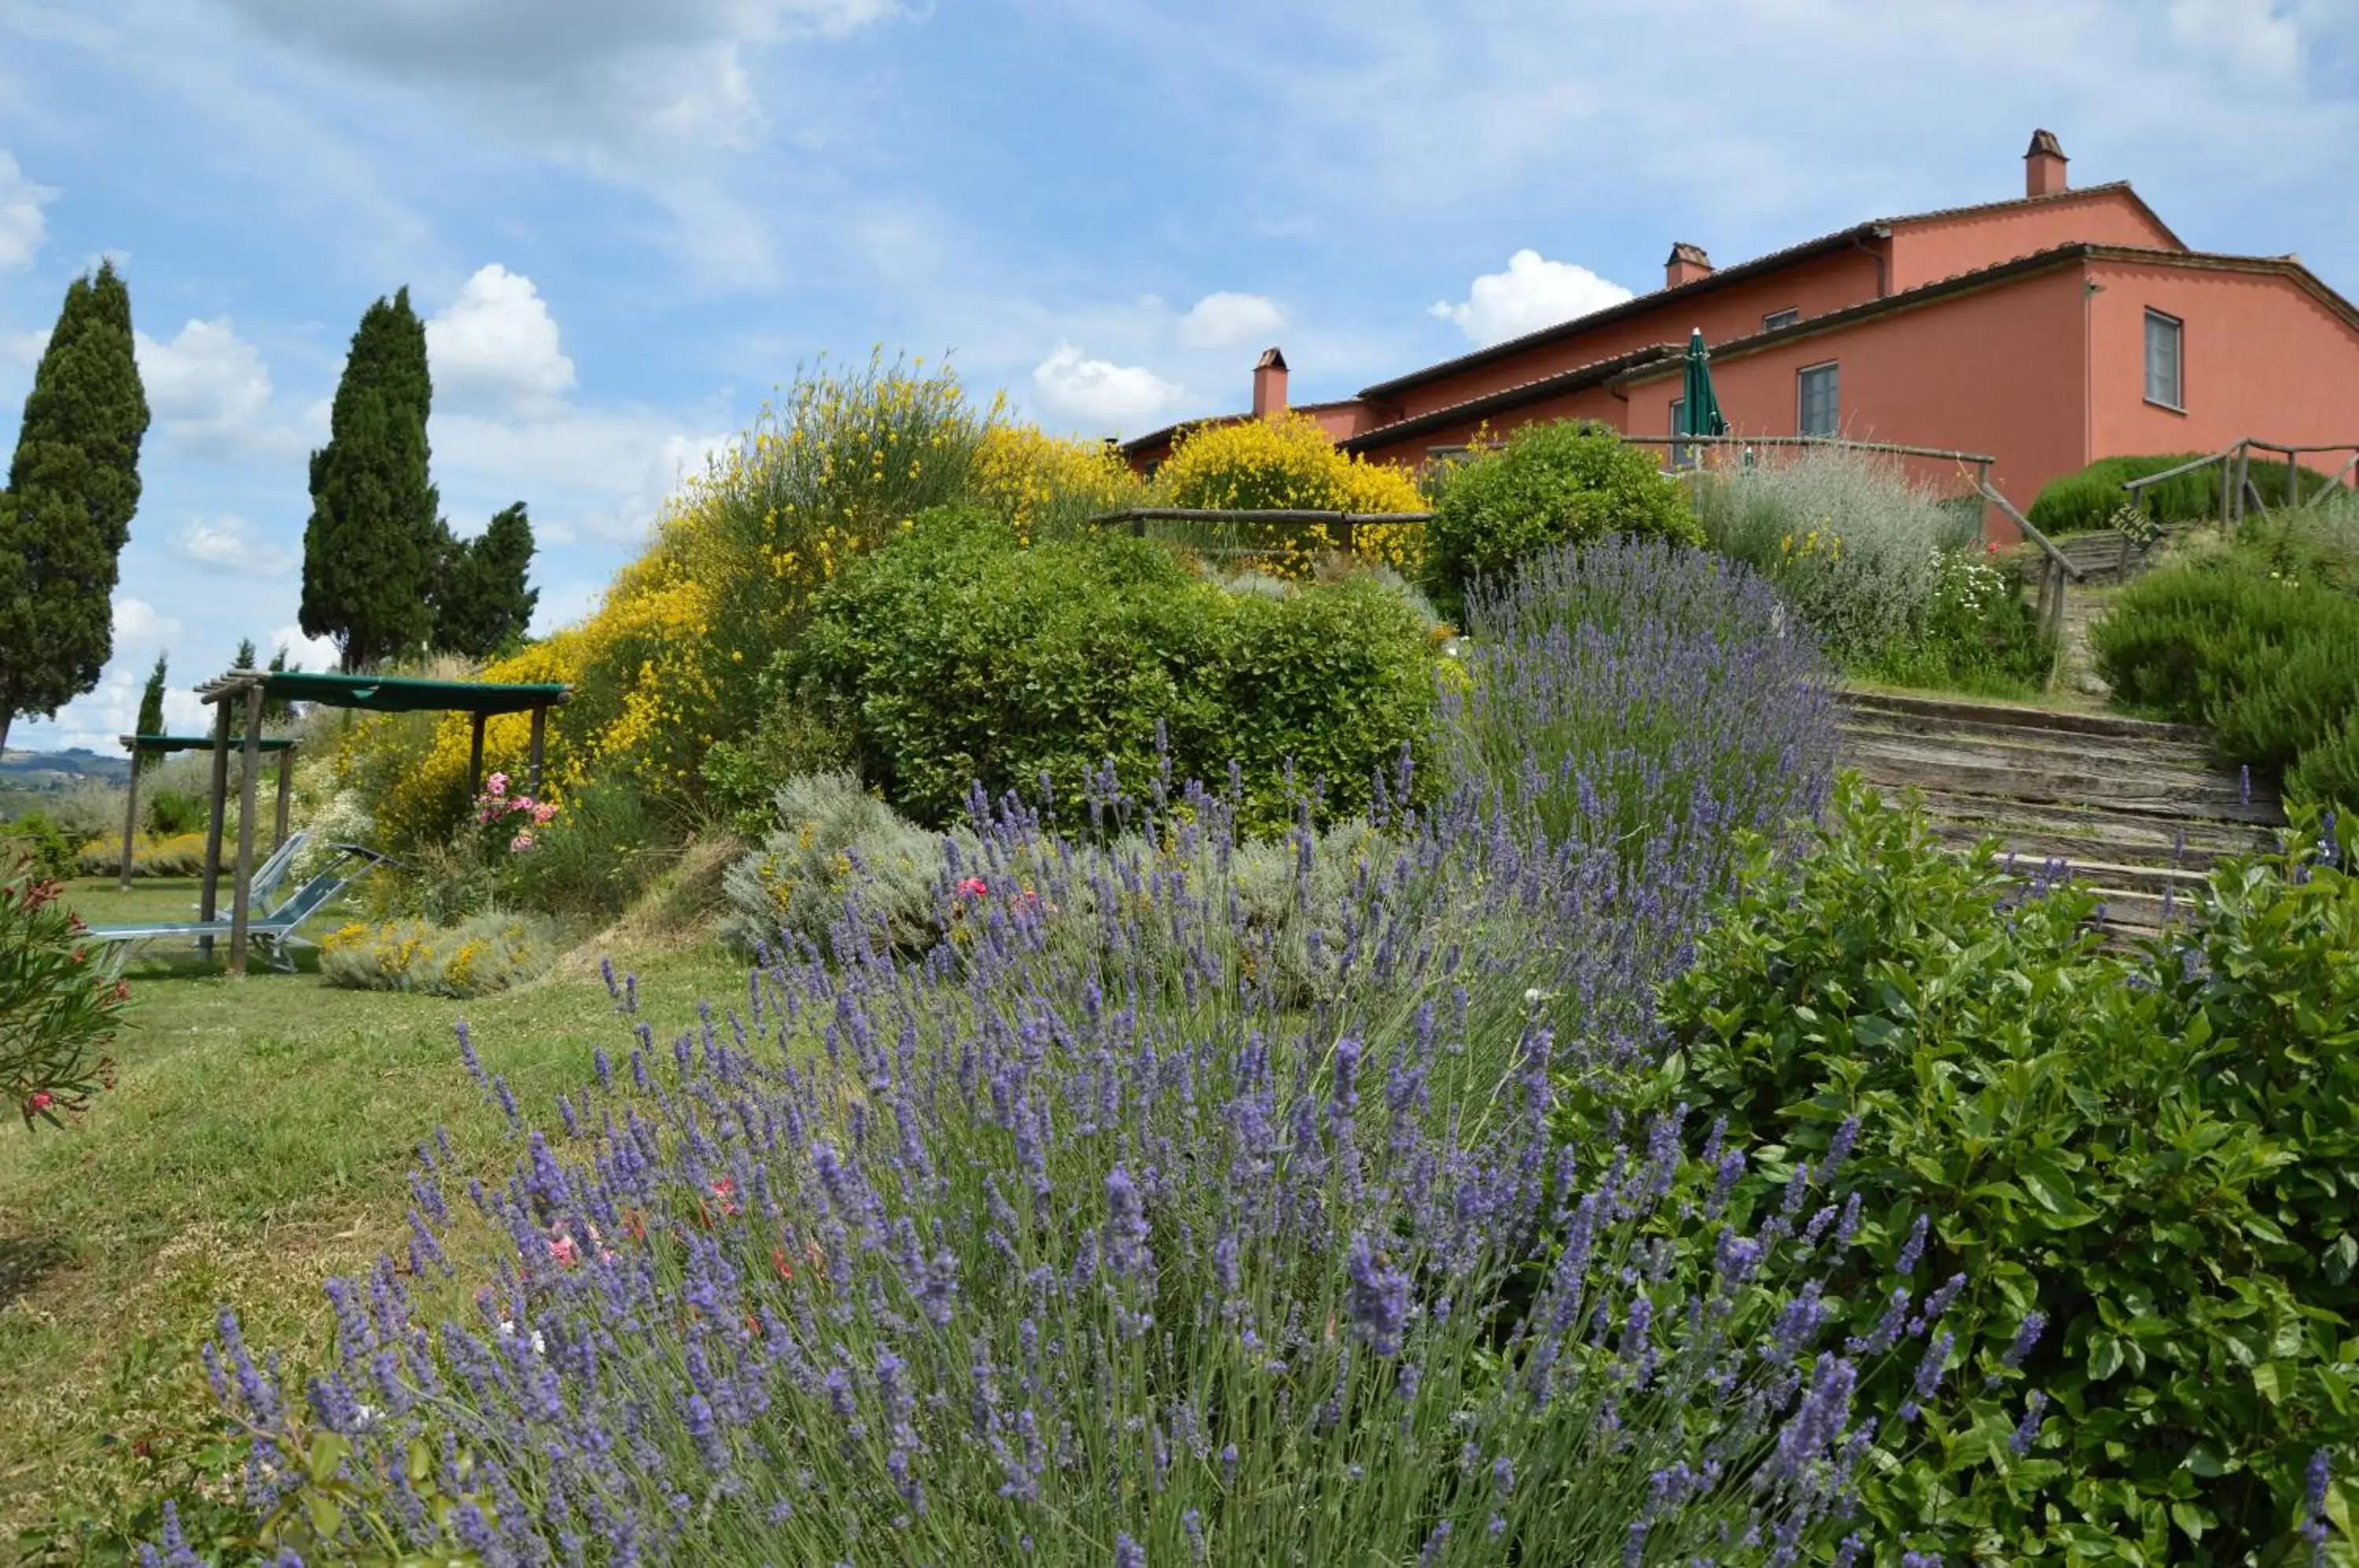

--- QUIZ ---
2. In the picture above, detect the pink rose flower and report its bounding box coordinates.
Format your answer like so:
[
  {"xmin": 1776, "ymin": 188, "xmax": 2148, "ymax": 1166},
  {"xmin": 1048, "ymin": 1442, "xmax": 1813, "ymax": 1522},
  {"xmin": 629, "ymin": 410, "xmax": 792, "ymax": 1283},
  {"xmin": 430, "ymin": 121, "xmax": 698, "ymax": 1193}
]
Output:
[
  {"xmin": 510, "ymin": 832, "xmax": 535, "ymax": 853},
  {"xmin": 486, "ymin": 772, "xmax": 509, "ymax": 798}
]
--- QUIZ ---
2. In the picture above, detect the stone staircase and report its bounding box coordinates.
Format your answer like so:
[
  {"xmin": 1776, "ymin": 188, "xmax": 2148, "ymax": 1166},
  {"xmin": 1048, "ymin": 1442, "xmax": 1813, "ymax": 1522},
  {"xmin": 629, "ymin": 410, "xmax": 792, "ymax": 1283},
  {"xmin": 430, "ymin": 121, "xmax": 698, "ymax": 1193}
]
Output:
[{"xmin": 1838, "ymin": 690, "xmax": 2287, "ymax": 942}]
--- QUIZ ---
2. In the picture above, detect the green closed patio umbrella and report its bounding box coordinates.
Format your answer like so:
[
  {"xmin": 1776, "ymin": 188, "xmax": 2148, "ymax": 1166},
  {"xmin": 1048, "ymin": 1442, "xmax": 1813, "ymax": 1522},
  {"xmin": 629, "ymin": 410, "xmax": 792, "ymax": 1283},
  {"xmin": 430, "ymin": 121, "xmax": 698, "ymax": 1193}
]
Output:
[{"xmin": 1677, "ymin": 327, "xmax": 1727, "ymax": 458}]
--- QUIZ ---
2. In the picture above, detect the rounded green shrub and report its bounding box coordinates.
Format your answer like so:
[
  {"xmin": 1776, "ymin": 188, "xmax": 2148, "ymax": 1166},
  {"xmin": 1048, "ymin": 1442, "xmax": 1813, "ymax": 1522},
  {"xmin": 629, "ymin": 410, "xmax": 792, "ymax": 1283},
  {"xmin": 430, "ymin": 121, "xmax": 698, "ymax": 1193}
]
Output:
[
  {"xmin": 793, "ymin": 507, "xmax": 1437, "ymax": 834},
  {"xmin": 2027, "ymin": 453, "xmax": 2343, "ymax": 537},
  {"xmin": 1420, "ymin": 420, "xmax": 1700, "ymax": 620}
]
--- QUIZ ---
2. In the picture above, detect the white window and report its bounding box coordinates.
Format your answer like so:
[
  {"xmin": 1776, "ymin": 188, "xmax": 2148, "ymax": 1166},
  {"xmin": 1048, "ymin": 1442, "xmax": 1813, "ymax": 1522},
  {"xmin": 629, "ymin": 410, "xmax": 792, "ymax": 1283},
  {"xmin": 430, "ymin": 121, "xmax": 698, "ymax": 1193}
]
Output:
[
  {"xmin": 2145, "ymin": 309, "xmax": 2184, "ymax": 410},
  {"xmin": 1797, "ymin": 362, "xmax": 1839, "ymax": 437},
  {"xmin": 1763, "ymin": 308, "xmax": 1801, "ymax": 332}
]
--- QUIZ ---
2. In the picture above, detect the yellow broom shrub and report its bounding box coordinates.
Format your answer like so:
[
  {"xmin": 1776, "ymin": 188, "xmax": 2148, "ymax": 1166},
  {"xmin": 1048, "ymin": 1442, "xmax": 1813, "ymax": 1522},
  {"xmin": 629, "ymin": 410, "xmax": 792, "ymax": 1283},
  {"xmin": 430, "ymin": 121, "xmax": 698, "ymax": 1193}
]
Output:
[{"xmin": 1152, "ymin": 413, "xmax": 1427, "ymax": 573}]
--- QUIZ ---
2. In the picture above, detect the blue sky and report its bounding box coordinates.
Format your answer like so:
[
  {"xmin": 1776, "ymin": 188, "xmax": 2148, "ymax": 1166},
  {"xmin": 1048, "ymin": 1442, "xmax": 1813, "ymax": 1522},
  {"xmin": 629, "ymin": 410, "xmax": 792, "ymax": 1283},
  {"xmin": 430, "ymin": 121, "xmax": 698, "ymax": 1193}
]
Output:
[{"xmin": 3, "ymin": 0, "xmax": 2356, "ymax": 749}]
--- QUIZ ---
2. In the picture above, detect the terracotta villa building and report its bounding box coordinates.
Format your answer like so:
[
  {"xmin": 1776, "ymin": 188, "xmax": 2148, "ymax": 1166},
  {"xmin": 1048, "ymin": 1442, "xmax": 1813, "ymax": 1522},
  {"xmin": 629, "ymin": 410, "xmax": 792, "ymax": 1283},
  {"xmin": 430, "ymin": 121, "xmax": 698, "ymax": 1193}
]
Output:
[{"xmin": 1123, "ymin": 131, "xmax": 2359, "ymax": 513}]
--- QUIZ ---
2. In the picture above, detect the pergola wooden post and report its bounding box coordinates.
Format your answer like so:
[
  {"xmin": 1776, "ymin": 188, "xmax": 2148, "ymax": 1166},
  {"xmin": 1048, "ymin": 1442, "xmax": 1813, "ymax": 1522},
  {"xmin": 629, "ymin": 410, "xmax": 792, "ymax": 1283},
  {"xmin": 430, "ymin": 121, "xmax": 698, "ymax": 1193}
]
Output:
[
  {"xmin": 467, "ymin": 711, "xmax": 488, "ymax": 801},
  {"xmin": 117, "ymin": 745, "xmax": 142, "ymax": 893},
  {"xmin": 198, "ymin": 701, "xmax": 234, "ymax": 959},
  {"xmin": 188, "ymin": 666, "xmax": 569, "ymax": 973},
  {"xmin": 275, "ymin": 749, "xmax": 295, "ymax": 848},
  {"xmin": 227, "ymin": 684, "xmax": 266, "ymax": 976}
]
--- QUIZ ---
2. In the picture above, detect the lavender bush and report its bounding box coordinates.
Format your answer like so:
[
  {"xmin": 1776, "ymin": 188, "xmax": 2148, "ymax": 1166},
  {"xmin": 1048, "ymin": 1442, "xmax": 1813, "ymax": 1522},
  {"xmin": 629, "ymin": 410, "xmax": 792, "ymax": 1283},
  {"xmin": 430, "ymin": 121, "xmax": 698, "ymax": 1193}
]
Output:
[
  {"xmin": 142, "ymin": 543, "xmax": 1965, "ymax": 1566},
  {"xmin": 1447, "ymin": 536, "xmax": 1837, "ymax": 937}
]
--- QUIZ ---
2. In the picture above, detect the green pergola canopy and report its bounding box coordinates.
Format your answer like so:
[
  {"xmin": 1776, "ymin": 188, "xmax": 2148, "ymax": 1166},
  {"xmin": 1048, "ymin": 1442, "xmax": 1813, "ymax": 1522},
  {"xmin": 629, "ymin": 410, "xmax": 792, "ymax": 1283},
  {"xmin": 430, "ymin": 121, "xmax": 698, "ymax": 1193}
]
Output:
[
  {"xmin": 123, "ymin": 733, "xmax": 296, "ymax": 755},
  {"xmin": 195, "ymin": 669, "xmax": 568, "ymax": 716}
]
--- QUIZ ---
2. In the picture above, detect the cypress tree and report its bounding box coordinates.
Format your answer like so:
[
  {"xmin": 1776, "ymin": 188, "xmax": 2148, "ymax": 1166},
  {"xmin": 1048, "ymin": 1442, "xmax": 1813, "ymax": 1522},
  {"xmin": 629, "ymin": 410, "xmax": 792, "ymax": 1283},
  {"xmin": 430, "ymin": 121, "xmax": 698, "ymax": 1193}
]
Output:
[
  {"xmin": 0, "ymin": 259, "xmax": 152, "ymax": 753},
  {"xmin": 300, "ymin": 287, "xmax": 440, "ymax": 672},
  {"xmin": 134, "ymin": 651, "xmax": 167, "ymax": 770},
  {"xmin": 432, "ymin": 501, "xmax": 539, "ymax": 658}
]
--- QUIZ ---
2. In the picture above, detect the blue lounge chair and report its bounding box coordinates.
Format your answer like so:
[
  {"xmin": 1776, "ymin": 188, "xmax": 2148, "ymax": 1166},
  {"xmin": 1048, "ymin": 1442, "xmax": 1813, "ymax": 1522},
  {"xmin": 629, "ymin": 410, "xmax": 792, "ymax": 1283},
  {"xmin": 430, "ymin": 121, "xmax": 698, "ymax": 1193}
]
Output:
[
  {"xmin": 90, "ymin": 843, "xmax": 390, "ymax": 971},
  {"xmin": 188, "ymin": 829, "xmax": 311, "ymax": 914}
]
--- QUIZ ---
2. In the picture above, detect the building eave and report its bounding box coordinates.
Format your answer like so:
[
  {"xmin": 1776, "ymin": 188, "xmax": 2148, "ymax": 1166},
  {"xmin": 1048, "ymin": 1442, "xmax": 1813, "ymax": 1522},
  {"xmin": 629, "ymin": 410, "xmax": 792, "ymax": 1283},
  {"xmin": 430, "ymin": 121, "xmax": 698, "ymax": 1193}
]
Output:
[{"xmin": 1340, "ymin": 344, "xmax": 1683, "ymax": 453}]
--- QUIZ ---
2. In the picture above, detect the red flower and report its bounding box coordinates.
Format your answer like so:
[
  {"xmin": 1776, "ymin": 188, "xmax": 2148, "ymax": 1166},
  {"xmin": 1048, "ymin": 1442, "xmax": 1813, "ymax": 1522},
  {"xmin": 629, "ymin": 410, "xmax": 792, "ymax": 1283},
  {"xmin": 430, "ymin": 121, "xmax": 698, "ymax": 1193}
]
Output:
[
  {"xmin": 109, "ymin": 980, "xmax": 130, "ymax": 1003},
  {"xmin": 957, "ymin": 877, "xmax": 988, "ymax": 900},
  {"xmin": 711, "ymin": 1177, "xmax": 742, "ymax": 1217},
  {"xmin": 27, "ymin": 1091, "xmax": 53, "ymax": 1114}
]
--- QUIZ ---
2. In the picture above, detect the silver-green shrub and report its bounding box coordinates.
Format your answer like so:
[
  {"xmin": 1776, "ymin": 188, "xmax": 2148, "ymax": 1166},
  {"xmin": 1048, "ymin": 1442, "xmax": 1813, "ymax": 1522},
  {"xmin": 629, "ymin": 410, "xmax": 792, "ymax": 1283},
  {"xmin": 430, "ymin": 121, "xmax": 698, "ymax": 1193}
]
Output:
[
  {"xmin": 721, "ymin": 771, "xmax": 974, "ymax": 958},
  {"xmin": 1692, "ymin": 447, "xmax": 1967, "ymax": 664}
]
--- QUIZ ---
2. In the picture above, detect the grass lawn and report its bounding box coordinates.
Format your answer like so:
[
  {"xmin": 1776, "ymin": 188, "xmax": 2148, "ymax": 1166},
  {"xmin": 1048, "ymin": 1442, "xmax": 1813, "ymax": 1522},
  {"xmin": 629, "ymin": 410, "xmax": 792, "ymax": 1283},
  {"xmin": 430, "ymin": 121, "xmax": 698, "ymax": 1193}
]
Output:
[{"xmin": 0, "ymin": 877, "xmax": 749, "ymax": 1560}]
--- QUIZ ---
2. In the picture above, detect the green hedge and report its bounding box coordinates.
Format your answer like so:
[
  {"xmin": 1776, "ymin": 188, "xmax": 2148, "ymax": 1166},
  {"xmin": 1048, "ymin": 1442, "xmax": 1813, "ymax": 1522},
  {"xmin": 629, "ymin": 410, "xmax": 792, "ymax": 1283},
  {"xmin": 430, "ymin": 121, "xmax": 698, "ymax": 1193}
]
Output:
[
  {"xmin": 1420, "ymin": 419, "xmax": 1700, "ymax": 621},
  {"xmin": 2093, "ymin": 532, "xmax": 2359, "ymax": 808},
  {"xmin": 2029, "ymin": 452, "xmax": 2343, "ymax": 536},
  {"xmin": 793, "ymin": 508, "xmax": 1438, "ymax": 834},
  {"xmin": 1656, "ymin": 780, "xmax": 2359, "ymax": 1560}
]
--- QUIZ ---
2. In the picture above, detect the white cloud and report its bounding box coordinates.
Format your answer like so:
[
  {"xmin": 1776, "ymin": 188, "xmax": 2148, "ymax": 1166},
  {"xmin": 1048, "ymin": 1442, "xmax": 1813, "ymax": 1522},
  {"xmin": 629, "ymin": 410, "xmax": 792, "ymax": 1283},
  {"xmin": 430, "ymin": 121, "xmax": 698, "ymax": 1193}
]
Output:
[
  {"xmin": 214, "ymin": 0, "xmax": 907, "ymax": 158},
  {"xmin": 267, "ymin": 623, "xmax": 342, "ymax": 674},
  {"xmin": 1176, "ymin": 291, "xmax": 1287, "ymax": 349},
  {"xmin": 5, "ymin": 327, "xmax": 48, "ymax": 366},
  {"xmin": 135, "ymin": 318, "xmax": 304, "ymax": 458},
  {"xmin": 1030, "ymin": 342, "xmax": 1183, "ymax": 432},
  {"xmin": 168, "ymin": 516, "xmax": 299, "ymax": 578},
  {"xmin": 429, "ymin": 407, "xmax": 738, "ymax": 548},
  {"xmin": 2167, "ymin": 0, "xmax": 2301, "ymax": 82},
  {"xmin": 112, "ymin": 596, "xmax": 181, "ymax": 653},
  {"xmin": 0, "ymin": 149, "xmax": 57, "ymax": 270},
  {"xmin": 425, "ymin": 264, "xmax": 577, "ymax": 416},
  {"xmin": 31, "ymin": 657, "xmax": 210, "ymax": 753},
  {"xmin": 1430, "ymin": 249, "xmax": 1636, "ymax": 348}
]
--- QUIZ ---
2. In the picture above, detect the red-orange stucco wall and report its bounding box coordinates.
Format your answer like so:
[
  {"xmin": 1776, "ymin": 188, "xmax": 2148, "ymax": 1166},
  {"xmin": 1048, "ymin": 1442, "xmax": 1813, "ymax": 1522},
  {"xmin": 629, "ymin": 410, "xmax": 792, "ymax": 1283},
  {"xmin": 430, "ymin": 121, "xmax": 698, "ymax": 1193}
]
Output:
[
  {"xmin": 1885, "ymin": 190, "xmax": 2179, "ymax": 292},
  {"xmin": 1617, "ymin": 263, "xmax": 2094, "ymax": 519},
  {"xmin": 2087, "ymin": 259, "xmax": 2359, "ymax": 475}
]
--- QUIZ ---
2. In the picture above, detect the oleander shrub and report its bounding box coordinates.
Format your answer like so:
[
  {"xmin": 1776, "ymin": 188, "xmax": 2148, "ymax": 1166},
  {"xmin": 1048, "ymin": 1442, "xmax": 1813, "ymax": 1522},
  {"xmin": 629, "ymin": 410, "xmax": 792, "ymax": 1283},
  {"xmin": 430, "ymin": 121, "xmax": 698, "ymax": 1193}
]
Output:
[
  {"xmin": 793, "ymin": 508, "xmax": 1438, "ymax": 834},
  {"xmin": 2093, "ymin": 540, "xmax": 2359, "ymax": 808},
  {"xmin": 1422, "ymin": 419, "xmax": 1701, "ymax": 621},
  {"xmin": 318, "ymin": 911, "xmax": 564, "ymax": 999},
  {"xmin": 2, "ymin": 852, "xmax": 127, "ymax": 1131},
  {"xmin": 169, "ymin": 752, "xmax": 2004, "ymax": 1566},
  {"xmin": 1655, "ymin": 779, "xmax": 2359, "ymax": 1561},
  {"xmin": 1691, "ymin": 447, "xmax": 1966, "ymax": 667},
  {"xmin": 496, "ymin": 775, "xmax": 664, "ymax": 925}
]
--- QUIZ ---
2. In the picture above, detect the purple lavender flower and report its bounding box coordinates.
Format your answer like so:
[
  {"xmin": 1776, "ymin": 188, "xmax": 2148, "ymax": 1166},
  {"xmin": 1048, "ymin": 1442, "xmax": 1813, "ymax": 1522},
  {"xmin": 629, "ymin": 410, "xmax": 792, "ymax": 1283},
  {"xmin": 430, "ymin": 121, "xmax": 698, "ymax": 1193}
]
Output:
[
  {"xmin": 2008, "ymin": 1391, "xmax": 2048, "ymax": 1456},
  {"xmin": 1894, "ymin": 1213, "xmax": 1930, "ymax": 1276},
  {"xmin": 1344, "ymin": 1236, "xmax": 1413, "ymax": 1357}
]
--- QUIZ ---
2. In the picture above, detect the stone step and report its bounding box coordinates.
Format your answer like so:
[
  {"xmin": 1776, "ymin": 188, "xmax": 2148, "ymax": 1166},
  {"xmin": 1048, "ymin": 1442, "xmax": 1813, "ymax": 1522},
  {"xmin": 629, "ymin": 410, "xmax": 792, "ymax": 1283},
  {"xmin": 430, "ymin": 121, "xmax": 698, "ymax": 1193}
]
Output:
[
  {"xmin": 1838, "ymin": 688, "xmax": 2212, "ymax": 746},
  {"xmin": 1915, "ymin": 797, "xmax": 2276, "ymax": 872},
  {"xmin": 1841, "ymin": 733, "xmax": 2278, "ymax": 823},
  {"xmin": 1837, "ymin": 706, "xmax": 2218, "ymax": 771}
]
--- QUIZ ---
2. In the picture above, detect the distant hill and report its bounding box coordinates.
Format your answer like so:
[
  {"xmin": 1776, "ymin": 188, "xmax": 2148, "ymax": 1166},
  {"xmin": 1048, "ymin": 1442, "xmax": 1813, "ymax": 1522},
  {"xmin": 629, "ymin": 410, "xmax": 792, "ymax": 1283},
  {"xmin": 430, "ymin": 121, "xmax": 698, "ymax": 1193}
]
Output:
[{"xmin": 0, "ymin": 748, "xmax": 129, "ymax": 786}]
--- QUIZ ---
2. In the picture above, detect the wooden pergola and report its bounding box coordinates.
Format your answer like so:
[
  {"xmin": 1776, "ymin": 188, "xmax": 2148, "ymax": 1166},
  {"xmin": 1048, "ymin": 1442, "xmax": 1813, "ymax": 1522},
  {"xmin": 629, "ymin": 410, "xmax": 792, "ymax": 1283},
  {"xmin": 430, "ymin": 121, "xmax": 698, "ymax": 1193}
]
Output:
[
  {"xmin": 116, "ymin": 732, "xmax": 296, "ymax": 893},
  {"xmin": 190, "ymin": 669, "xmax": 569, "ymax": 976}
]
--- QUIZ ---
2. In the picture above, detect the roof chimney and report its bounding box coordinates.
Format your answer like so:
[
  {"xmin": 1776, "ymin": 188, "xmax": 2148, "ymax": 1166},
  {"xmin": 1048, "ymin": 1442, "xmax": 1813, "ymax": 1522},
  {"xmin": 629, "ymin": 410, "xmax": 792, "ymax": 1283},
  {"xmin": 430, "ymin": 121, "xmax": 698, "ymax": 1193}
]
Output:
[
  {"xmin": 2024, "ymin": 129, "xmax": 2069, "ymax": 198},
  {"xmin": 1252, "ymin": 347, "xmax": 1289, "ymax": 420},
  {"xmin": 1665, "ymin": 243, "xmax": 1713, "ymax": 289}
]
